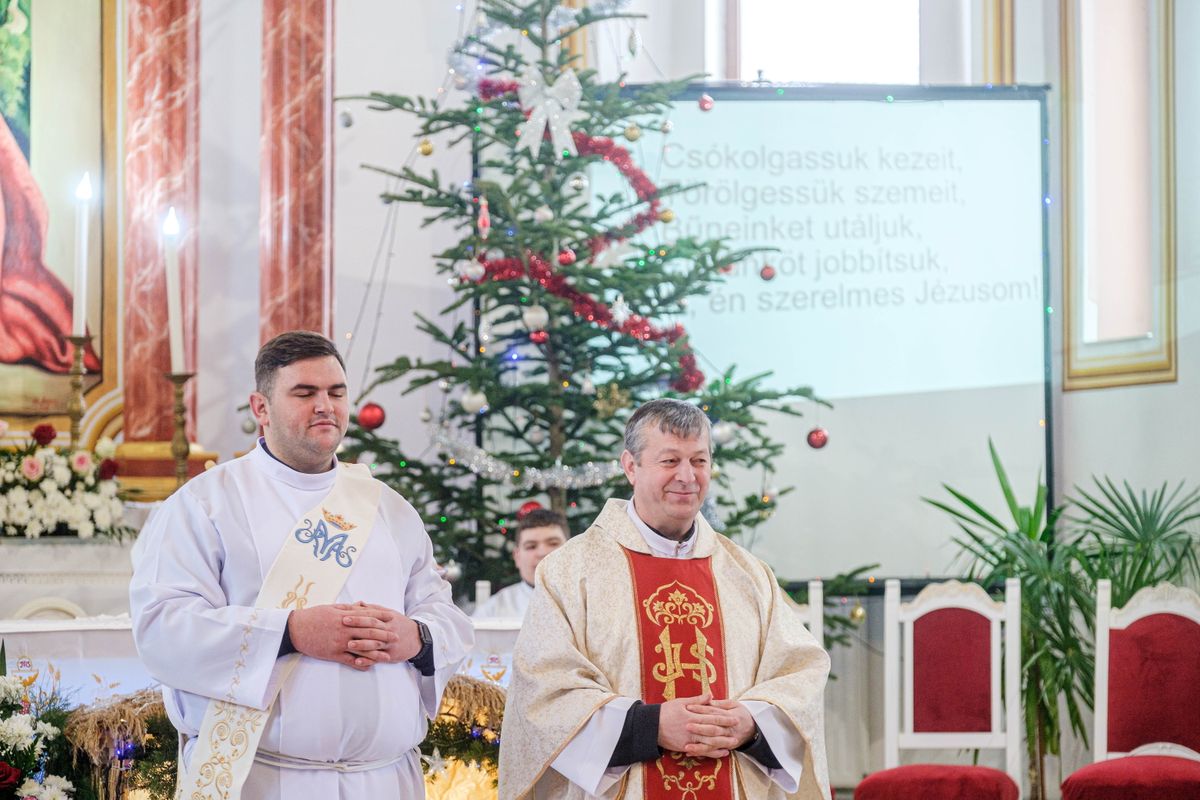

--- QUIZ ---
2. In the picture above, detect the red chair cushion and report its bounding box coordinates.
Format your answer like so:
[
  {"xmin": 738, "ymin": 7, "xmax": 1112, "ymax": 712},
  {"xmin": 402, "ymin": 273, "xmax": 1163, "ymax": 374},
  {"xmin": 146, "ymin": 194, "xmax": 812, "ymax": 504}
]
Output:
[
  {"xmin": 913, "ymin": 608, "xmax": 993, "ymax": 732},
  {"xmin": 855, "ymin": 765, "xmax": 1018, "ymax": 800},
  {"xmin": 1061, "ymin": 755, "xmax": 1200, "ymax": 800},
  {"xmin": 1109, "ymin": 614, "xmax": 1200, "ymax": 753}
]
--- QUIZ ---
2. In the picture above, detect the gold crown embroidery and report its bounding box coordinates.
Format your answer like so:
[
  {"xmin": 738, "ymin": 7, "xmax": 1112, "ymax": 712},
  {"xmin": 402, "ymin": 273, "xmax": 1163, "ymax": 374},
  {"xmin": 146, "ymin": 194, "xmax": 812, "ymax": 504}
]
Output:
[{"xmin": 321, "ymin": 508, "xmax": 356, "ymax": 531}]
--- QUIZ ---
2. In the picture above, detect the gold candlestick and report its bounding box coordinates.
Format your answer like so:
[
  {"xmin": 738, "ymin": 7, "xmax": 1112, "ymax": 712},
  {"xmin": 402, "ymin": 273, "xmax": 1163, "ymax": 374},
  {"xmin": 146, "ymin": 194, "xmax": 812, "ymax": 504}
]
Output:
[
  {"xmin": 167, "ymin": 372, "xmax": 195, "ymax": 488},
  {"xmin": 65, "ymin": 335, "xmax": 92, "ymax": 449}
]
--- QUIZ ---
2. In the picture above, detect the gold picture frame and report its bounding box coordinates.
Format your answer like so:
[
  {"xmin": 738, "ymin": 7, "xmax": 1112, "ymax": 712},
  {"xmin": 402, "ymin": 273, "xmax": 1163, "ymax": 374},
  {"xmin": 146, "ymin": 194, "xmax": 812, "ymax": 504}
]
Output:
[{"xmin": 0, "ymin": 0, "xmax": 121, "ymax": 443}]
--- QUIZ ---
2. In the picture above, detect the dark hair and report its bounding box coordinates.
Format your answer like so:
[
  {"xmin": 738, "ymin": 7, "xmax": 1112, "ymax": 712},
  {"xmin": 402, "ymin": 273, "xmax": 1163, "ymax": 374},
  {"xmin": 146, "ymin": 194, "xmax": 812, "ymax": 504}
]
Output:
[
  {"xmin": 516, "ymin": 508, "xmax": 569, "ymax": 544},
  {"xmin": 623, "ymin": 398, "xmax": 711, "ymax": 460},
  {"xmin": 255, "ymin": 331, "xmax": 346, "ymax": 396}
]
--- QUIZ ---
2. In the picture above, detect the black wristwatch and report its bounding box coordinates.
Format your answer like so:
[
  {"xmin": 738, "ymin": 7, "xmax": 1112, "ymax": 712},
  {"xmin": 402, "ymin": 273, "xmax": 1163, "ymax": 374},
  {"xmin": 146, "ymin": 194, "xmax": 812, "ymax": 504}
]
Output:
[{"xmin": 408, "ymin": 620, "xmax": 435, "ymax": 676}]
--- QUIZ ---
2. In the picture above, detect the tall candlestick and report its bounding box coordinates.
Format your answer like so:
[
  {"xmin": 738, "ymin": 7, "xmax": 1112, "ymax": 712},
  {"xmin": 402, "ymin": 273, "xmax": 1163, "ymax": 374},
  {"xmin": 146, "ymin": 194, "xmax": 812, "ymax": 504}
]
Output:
[
  {"xmin": 162, "ymin": 208, "xmax": 185, "ymax": 374},
  {"xmin": 73, "ymin": 174, "xmax": 92, "ymax": 337}
]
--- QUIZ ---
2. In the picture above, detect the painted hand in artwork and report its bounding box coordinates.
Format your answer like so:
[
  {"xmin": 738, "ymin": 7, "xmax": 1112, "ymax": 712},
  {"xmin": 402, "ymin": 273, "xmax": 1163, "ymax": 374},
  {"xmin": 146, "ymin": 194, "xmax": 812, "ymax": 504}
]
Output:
[{"xmin": 0, "ymin": 116, "xmax": 101, "ymax": 373}]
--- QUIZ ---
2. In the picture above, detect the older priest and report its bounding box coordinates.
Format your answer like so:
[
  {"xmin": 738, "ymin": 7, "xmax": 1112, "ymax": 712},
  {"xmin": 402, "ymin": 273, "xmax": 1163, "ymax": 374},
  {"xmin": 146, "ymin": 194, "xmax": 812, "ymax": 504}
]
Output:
[
  {"xmin": 130, "ymin": 332, "xmax": 473, "ymax": 800},
  {"xmin": 500, "ymin": 399, "xmax": 831, "ymax": 800}
]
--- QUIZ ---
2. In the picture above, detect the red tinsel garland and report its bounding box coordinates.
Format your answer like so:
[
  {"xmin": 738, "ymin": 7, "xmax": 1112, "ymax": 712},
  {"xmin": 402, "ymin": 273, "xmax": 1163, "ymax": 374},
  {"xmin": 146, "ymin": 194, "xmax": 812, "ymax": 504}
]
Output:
[{"xmin": 472, "ymin": 77, "xmax": 704, "ymax": 393}]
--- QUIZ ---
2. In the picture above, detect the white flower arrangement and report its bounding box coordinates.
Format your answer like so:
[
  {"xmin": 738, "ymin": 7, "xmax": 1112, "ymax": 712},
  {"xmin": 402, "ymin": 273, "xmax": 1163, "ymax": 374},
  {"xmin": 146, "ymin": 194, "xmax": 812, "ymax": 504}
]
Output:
[
  {"xmin": 0, "ymin": 422, "xmax": 130, "ymax": 540},
  {"xmin": 0, "ymin": 671, "xmax": 72, "ymax": 800}
]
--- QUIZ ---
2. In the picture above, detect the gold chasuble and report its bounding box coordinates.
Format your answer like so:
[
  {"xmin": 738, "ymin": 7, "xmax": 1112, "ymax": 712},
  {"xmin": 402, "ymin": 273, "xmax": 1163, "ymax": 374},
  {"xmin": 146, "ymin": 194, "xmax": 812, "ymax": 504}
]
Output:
[
  {"xmin": 500, "ymin": 499, "xmax": 831, "ymax": 800},
  {"xmin": 625, "ymin": 550, "xmax": 733, "ymax": 799}
]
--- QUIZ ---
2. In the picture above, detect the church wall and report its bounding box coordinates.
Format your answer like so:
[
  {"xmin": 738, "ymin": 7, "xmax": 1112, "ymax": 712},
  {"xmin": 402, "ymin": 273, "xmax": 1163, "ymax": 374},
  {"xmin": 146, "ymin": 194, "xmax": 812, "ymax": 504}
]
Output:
[{"xmin": 189, "ymin": 1, "xmax": 1199, "ymax": 522}]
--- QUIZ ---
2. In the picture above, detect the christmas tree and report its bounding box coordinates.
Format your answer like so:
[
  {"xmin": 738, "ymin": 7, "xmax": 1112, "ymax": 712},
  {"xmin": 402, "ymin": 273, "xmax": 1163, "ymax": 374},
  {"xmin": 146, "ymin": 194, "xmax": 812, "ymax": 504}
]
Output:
[{"xmin": 343, "ymin": 0, "xmax": 827, "ymax": 590}]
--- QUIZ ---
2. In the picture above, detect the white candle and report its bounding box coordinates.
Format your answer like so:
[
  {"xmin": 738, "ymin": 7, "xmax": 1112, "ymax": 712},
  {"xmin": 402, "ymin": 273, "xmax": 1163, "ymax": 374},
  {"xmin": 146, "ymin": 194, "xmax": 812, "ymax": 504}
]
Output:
[
  {"xmin": 73, "ymin": 174, "xmax": 92, "ymax": 337},
  {"xmin": 162, "ymin": 208, "xmax": 185, "ymax": 373}
]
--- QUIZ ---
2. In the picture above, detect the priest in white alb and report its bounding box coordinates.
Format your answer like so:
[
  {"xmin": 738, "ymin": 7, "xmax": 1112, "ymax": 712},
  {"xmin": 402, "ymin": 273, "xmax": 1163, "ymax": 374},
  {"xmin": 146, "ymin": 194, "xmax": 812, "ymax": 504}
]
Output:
[
  {"xmin": 130, "ymin": 331, "xmax": 474, "ymax": 800},
  {"xmin": 472, "ymin": 507, "xmax": 569, "ymax": 622},
  {"xmin": 499, "ymin": 398, "xmax": 831, "ymax": 800}
]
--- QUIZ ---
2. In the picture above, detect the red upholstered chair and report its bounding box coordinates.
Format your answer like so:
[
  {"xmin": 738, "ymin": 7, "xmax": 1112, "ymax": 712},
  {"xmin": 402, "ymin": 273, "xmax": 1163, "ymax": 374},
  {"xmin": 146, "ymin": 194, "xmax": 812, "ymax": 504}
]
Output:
[
  {"xmin": 1060, "ymin": 580, "xmax": 1200, "ymax": 800},
  {"xmin": 855, "ymin": 579, "xmax": 1021, "ymax": 800}
]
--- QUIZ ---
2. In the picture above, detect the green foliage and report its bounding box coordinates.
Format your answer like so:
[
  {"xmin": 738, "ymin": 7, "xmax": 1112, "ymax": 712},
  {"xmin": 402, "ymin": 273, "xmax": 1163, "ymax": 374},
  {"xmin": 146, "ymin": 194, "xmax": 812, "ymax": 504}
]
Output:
[
  {"xmin": 1071, "ymin": 478, "xmax": 1200, "ymax": 606},
  {"xmin": 421, "ymin": 717, "xmax": 500, "ymax": 778},
  {"xmin": 785, "ymin": 563, "xmax": 879, "ymax": 652},
  {"xmin": 0, "ymin": 0, "xmax": 31, "ymax": 139},
  {"xmin": 124, "ymin": 712, "xmax": 181, "ymax": 800},
  {"xmin": 925, "ymin": 439, "xmax": 1091, "ymax": 800},
  {"xmin": 344, "ymin": 0, "xmax": 825, "ymax": 589}
]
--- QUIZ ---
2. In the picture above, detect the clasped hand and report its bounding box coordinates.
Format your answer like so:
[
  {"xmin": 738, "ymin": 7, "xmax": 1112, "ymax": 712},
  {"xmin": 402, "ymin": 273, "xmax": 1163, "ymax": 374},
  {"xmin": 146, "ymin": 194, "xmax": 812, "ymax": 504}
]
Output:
[
  {"xmin": 657, "ymin": 693, "xmax": 757, "ymax": 759},
  {"xmin": 286, "ymin": 601, "xmax": 422, "ymax": 672}
]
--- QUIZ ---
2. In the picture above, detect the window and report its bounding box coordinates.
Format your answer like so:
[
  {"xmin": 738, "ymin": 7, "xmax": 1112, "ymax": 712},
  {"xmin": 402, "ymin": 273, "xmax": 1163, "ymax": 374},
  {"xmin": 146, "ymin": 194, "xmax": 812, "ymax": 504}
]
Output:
[{"xmin": 737, "ymin": 0, "xmax": 920, "ymax": 84}]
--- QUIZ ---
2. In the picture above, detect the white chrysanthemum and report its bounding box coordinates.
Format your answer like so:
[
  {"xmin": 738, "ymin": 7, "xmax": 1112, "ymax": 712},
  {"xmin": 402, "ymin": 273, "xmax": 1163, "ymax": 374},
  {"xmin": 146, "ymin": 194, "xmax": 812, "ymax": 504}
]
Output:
[
  {"xmin": 35, "ymin": 720, "xmax": 59, "ymax": 740},
  {"xmin": 52, "ymin": 465, "xmax": 71, "ymax": 485},
  {"xmin": 43, "ymin": 774, "xmax": 73, "ymax": 791},
  {"xmin": 0, "ymin": 713, "xmax": 36, "ymax": 749},
  {"xmin": 76, "ymin": 520, "xmax": 95, "ymax": 539},
  {"xmin": 0, "ymin": 675, "xmax": 24, "ymax": 703},
  {"xmin": 93, "ymin": 507, "xmax": 112, "ymax": 530},
  {"xmin": 100, "ymin": 481, "xmax": 118, "ymax": 498},
  {"xmin": 40, "ymin": 785, "xmax": 70, "ymax": 800},
  {"xmin": 94, "ymin": 437, "xmax": 117, "ymax": 459},
  {"xmin": 16, "ymin": 777, "xmax": 41, "ymax": 797}
]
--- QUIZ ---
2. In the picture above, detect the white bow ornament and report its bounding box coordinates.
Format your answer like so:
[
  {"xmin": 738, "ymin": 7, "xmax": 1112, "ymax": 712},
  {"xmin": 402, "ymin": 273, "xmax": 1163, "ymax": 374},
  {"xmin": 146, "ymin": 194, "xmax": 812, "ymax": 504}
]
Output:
[{"xmin": 516, "ymin": 70, "xmax": 585, "ymax": 160}]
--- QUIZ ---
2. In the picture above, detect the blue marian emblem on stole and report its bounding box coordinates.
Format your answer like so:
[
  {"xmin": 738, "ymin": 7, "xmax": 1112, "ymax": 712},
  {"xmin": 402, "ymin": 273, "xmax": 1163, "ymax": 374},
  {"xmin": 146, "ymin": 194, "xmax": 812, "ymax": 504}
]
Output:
[{"xmin": 294, "ymin": 508, "xmax": 358, "ymax": 568}]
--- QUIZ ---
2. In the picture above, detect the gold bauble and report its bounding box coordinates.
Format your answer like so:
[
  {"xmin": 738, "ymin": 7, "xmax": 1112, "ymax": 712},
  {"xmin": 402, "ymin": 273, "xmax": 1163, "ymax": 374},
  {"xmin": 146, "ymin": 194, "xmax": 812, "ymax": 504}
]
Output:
[
  {"xmin": 418, "ymin": 138, "xmax": 434, "ymax": 156},
  {"xmin": 593, "ymin": 383, "xmax": 632, "ymax": 419},
  {"xmin": 658, "ymin": 208, "xmax": 675, "ymax": 223},
  {"xmin": 849, "ymin": 601, "xmax": 867, "ymax": 625},
  {"xmin": 624, "ymin": 124, "xmax": 642, "ymax": 142}
]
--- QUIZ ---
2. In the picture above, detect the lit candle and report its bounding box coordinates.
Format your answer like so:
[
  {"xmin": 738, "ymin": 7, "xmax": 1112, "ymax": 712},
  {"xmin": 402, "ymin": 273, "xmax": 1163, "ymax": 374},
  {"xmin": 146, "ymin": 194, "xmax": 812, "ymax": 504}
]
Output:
[
  {"xmin": 73, "ymin": 174, "xmax": 93, "ymax": 337},
  {"xmin": 162, "ymin": 208, "xmax": 185, "ymax": 373}
]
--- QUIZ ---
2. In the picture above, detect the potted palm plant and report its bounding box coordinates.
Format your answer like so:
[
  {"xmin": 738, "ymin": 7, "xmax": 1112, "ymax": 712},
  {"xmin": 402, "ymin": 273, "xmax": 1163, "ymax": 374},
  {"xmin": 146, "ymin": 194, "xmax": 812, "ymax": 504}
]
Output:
[{"xmin": 925, "ymin": 440, "xmax": 1093, "ymax": 800}]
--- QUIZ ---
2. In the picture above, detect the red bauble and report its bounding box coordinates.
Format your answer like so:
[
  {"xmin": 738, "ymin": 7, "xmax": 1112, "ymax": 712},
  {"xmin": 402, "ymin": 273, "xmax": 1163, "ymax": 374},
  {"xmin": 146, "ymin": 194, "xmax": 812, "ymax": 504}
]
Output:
[
  {"xmin": 530, "ymin": 330, "xmax": 550, "ymax": 344},
  {"xmin": 357, "ymin": 402, "xmax": 386, "ymax": 430},
  {"xmin": 517, "ymin": 501, "xmax": 543, "ymax": 519},
  {"xmin": 557, "ymin": 248, "xmax": 577, "ymax": 266},
  {"xmin": 760, "ymin": 265, "xmax": 777, "ymax": 281},
  {"xmin": 718, "ymin": 263, "xmax": 734, "ymax": 274},
  {"xmin": 698, "ymin": 93, "xmax": 715, "ymax": 112},
  {"xmin": 807, "ymin": 427, "xmax": 829, "ymax": 449}
]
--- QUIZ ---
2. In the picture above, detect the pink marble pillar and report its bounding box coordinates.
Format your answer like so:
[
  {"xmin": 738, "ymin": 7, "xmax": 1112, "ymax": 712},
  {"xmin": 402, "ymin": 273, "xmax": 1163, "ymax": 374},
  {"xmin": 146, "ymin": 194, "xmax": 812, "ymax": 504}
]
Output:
[
  {"xmin": 260, "ymin": 0, "xmax": 334, "ymax": 343},
  {"xmin": 124, "ymin": 0, "xmax": 200, "ymax": 441}
]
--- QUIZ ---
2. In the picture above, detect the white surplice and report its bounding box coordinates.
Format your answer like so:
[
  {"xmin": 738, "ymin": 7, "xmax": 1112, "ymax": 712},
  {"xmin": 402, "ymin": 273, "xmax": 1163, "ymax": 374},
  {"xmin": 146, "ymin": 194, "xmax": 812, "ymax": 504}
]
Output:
[
  {"xmin": 129, "ymin": 443, "xmax": 474, "ymax": 800},
  {"xmin": 472, "ymin": 581, "xmax": 534, "ymax": 622},
  {"xmin": 548, "ymin": 501, "xmax": 813, "ymax": 797}
]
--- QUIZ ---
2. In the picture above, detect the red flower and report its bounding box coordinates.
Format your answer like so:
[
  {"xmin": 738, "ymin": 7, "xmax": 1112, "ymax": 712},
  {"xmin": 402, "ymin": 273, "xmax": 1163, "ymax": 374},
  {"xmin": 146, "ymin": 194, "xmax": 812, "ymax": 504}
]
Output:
[
  {"xmin": 0, "ymin": 761, "xmax": 22, "ymax": 791},
  {"xmin": 31, "ymin": 423, "xmax": 57, "ymax": 446},
  {"xmin": 98, "ymin": 458, "xmax": 119, "ymax": 480}
]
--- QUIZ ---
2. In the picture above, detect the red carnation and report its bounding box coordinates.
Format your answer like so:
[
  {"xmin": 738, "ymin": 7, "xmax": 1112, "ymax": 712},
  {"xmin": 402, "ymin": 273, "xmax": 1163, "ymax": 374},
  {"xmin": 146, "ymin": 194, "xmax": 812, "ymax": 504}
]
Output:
[
  {"xmin": 31, "ymin": 423, "xmax": 57, "ymax": 446},
  {"xmin": 98, "ymin": 458, "xmax": 119, "ymax": 480},
  {"xmin": 0, "ymin": 761, "xmax": 22, "ymax": 791}
]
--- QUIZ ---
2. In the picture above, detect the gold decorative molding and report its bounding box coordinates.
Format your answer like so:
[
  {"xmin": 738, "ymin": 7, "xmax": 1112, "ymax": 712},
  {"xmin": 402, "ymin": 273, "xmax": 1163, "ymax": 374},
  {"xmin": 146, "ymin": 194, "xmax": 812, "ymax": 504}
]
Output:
[
  {"xmin": 983, "ymin": 0, "xmax": 1015, "ymax": 84},
  {"xmin": 1060, "ymin": 0, "xmax": 1177, "ymax": 390}
]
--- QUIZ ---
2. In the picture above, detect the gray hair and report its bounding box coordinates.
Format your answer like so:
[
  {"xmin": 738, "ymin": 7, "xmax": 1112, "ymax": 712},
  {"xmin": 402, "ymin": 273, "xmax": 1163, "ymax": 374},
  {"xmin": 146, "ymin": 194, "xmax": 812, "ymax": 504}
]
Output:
[{"xmin": 623, "ymin": 399, "xmax": 711, "ymax": 461}]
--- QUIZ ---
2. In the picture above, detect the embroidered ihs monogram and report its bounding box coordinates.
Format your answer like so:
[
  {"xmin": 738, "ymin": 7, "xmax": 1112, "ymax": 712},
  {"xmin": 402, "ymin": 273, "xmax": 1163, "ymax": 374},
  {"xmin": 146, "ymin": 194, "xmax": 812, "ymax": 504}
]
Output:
[{"xmin": 293, "ymin": 507, "xmax": 359, "ymax": 567}]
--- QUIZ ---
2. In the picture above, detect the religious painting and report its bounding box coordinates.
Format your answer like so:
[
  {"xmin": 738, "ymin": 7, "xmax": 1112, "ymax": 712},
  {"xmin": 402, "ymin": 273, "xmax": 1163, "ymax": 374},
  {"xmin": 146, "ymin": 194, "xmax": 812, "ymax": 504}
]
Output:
[{"xmin": 0, "ymin": 0, "xmax": 119, "ymax": 437}]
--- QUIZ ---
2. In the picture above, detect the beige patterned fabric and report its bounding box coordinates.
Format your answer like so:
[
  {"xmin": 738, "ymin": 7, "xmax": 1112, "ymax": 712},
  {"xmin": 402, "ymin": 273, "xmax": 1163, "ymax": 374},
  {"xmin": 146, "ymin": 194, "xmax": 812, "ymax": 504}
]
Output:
[{"xmin": 499, "ymin": 499, "xmax": 831, "ymax": 800}]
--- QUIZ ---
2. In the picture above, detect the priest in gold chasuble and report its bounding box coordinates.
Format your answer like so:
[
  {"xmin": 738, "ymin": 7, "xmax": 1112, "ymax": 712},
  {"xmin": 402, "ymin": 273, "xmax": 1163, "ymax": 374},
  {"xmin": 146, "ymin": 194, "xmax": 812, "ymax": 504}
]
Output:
[{"xmin": 500, "ymin": 400, "xmax": 831, "ymax": 800}]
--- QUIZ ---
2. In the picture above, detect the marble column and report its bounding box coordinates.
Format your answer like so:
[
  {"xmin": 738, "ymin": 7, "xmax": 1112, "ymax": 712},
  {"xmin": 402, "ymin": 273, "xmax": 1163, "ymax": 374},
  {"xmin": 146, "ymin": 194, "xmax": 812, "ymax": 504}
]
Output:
[
  {"xmin": 259, "ymin": 0, "xmax": 334, "ymax": 343},
  {"xmin": 124, "ymin": 0, "xmax": 200, "ymax": 441}
]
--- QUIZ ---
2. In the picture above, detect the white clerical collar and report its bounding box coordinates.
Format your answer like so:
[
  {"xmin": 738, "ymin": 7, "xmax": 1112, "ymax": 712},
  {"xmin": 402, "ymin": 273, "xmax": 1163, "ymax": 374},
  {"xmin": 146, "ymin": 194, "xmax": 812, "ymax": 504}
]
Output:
[
  {"xmin": 626, "ymin": 500, "xmax": 697, "ymax": 559},
  {"xmin": 253, "ymin": 437, "xmax": 338, "ymax": 491}
]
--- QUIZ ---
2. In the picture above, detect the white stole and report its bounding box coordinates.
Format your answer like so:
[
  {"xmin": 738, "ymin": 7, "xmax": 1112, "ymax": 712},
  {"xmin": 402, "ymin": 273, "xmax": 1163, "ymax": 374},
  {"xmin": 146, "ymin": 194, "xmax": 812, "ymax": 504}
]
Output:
[{"xmin": 178, "ymin": 462, "xmax": 382, "ymax": 800}]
